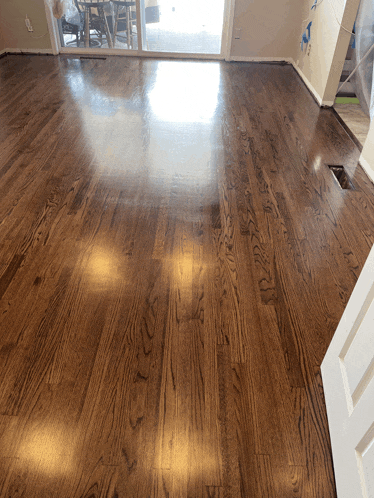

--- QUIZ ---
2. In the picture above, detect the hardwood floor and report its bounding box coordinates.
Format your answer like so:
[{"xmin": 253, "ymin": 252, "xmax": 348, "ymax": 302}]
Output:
[
  {"xmin": 0, "ymin": 54, "xmax": 374, "ymax": 497},
  {"xmin": 334, "ymin": 102, "xmax": 370, "ymax": 147}
]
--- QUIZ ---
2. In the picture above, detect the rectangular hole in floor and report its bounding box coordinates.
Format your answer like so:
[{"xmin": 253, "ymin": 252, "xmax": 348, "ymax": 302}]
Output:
[{"xmin": 328, "ymin": 165, "xmax": 352, "ymax": 190}]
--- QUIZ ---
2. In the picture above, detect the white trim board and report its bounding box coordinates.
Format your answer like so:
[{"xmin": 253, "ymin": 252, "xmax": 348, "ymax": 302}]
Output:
[
  {"xmin": 43, "ymin": 0, "xmax": 59, "ymax": 55},
  {"xmin": 223, "ymin": 0, "xmax": 235, "ymax": 61},
  {"xmin": 59, "ymin": 47, "xmax": 224, "ymax": 60},
  {"xmin": 358, "ymin": 156, "xmax": 374, "ymax": 186},
  {"xmin": 229, "ymin": 56, "xmax": 293, "ymax": 63},
  {"xmin": 292, "ymin": 62, "xmax": 334, "ymax": 107}
]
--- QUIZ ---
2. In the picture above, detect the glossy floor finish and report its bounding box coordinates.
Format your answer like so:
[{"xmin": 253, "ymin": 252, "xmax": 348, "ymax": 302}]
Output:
[
  {"xmin": 1, "ymin": 55, "xmax": 374, "ymax": 498},
  {"xmin": 334, "ymin": 102, "xmax": 370, "ymax": 147}
]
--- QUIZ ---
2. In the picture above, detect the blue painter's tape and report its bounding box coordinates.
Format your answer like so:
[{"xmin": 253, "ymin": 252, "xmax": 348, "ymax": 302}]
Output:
[
  {"xmin": 307, "ymin": 21, "xmax": 312, "ymax": 38},
  {"xmin": 351, "ymin": 21, "xmax": 356, "ymax": 48},
  {"xmin": 301, "ymin": 21, "xmax": 312, "ymax": 51}
]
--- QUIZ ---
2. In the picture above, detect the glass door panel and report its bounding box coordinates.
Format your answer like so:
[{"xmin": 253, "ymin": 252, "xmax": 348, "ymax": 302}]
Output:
[
  {"xmin": 55, "ymin": 0, "xmax": 227, "ymax": 55},
  {"xmin": 143, "ymin": 0, "xmax": 225, "ymax": 54},
  {"xmin": 58, "ymin": 0, "xmax": 139, "ymax": 50}
]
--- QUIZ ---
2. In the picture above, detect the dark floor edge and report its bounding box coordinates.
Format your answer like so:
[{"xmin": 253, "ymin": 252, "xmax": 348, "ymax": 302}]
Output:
[
  {"xmin": 330, "ymin": 107, "xmax": 363, "ymax": 152},
  {"xmin": 5, "ymin": 52, "xmax": 54, "ymax": 57}
]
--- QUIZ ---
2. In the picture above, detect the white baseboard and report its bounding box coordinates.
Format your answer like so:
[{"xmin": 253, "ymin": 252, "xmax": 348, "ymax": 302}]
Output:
[
  {"xmin": 291, "ymin": 62, "xmax": 334, "ymax": 107},
  {"xmin": 228, "ymin": 55, "xmax": 293, "ymax": 63},
  {"xmin": 5, "ymin": 48, "xmax": 54, "ymax": 55},
  {"xmin": 358, "ymin": 156, "xmax": 374, "ymax": 186},
  {"xmin": 0, "ymin": 48, "xmax": 7, "ymax": 56}
]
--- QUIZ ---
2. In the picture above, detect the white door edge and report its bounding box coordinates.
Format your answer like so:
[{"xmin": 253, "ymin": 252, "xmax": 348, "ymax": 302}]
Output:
[
  {"xmin": 321, "ymin": 244, "xmax": 374, "ymax": 498},
  {"xmin": 44, "ymin": 1, "xmax": 60, "ymax": 55}
]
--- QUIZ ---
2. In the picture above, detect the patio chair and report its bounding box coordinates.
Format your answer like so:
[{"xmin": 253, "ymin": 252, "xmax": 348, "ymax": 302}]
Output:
[
  {"xmin": 111, "ymin": 1, "xmax": 137, "ymax": 49},
  {"xmin": 75, "ymin": 0, "xmax": 114, "ymax": 48}
]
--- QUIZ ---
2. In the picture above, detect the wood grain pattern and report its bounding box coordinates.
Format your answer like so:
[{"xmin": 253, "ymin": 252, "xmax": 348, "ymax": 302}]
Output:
[{"xmin": 0, "ymin": 55, "xmax": 374, "ymax": 497}]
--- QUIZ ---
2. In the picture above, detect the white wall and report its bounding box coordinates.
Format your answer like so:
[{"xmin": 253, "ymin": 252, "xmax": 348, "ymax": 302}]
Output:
[{"xmin": 297, "ymin": 0, "xmax": 360, "ymax": 105}]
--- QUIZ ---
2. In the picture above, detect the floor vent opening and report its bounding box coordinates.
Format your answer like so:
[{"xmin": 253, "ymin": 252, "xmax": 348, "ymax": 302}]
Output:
[
  {"xmin": 328, "ymin": 165, "xmax": 352, "ymax": 190},
  {"xmin": 80, "ymin": 56, "xmax": 107, "ymax": 60}
]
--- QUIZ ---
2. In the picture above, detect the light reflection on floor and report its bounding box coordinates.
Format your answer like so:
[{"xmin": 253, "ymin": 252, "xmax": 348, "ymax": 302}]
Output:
[
  {"xmin": 64, "ymin": 59, "xmax": 222, "ymax": 189},
  {"xmin": 18, "ymin": 425, "xmax": 75, "ymax": 477},
  {"xmin": 148, "ymin": 62, "xmax": 220, "ymax": 123}
]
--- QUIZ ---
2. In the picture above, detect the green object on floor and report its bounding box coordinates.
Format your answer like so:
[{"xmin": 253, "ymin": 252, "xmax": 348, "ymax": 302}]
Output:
[{"xmin": 335, "ymin": 97, "xmax": 360, "ymax": 104}]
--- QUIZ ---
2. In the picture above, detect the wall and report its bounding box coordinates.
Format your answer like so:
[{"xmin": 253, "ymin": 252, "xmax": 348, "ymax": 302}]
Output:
[
  {"xmin": 0, "ymin": 24, "xmax": 6, "ymax": 52},
  {"xmin": 230, "ymin": 0, "xmax": 306, "ymax": 61},
  {"xmin": 359, "ymin": 121, "xmax": 374, "ymax": 184},
  {"xmin": 297, "ymin": 0, "xmax": 360, "ymax": 105},
  {"xmin": 0, "ymin": 0, "xmax": 52, "ymax": 51}
]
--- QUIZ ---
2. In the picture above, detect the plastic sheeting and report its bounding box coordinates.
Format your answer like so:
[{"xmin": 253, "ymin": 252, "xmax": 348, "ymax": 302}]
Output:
[
  {"xmin": 46, "ymin": 0, "xmax": 80, "ymax": 20},
  {"xmin": 65, "ymin": 2, "xmax": 81, "ymax": 25},
  {"xmin": 352, "ymin": 0, "xmax": 374, "ymax": 119},
  {"xmin": 45, "ymin": 0, "xmax": 69, "ymax": 19}
]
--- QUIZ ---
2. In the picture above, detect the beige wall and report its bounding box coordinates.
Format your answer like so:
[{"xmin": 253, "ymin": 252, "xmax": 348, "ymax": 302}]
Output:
[
  {"xmin": 230, "ymin": 0, "xmax": 306, "ymax": 60},
  {"xmin": 297, "ymin": 0, "xmax": 360, "ymax": 104},
  {"xmin": 0, "ymin": 24, "xmax": 6, "ymax": 52},
  {"xmin": 0, "ymin": 0, "xmax": 51, "ymax": 50}
]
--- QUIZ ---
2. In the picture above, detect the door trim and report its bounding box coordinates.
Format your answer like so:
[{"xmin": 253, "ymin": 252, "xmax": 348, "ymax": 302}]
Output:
[
  {"xmin": 44, "ymin": 1, "xmax": 60, "ymax": 54},
  {"xmin": 323, "ymin": 0, "xmax": 361, "ymax": 104},
  {"xmin": 223, "ymin": 0, "xmax": 235, "ymax": 60},
  {"xmin": 44, "ymin": 0, "xmax": 235, "ymax": 60},
  {"xmin": 59, "ymin": 46, "xmax": 225, "ymax": 60}
]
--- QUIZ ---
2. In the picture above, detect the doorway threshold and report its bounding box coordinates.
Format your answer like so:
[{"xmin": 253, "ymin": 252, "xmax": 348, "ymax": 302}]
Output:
[{"xmin": 59, "ymin": 47, "xmax": 225, "ymax": 61}]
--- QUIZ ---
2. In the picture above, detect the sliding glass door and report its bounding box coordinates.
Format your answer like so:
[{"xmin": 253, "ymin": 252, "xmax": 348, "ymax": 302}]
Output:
[{"xmin": 52, "ymin": 0, "xmax": 228, "ymax": 56}]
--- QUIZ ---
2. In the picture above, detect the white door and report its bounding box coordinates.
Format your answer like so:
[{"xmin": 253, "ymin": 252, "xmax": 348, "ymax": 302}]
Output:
[{"xmin": 321, "ymin": 243, "xmax": 374, "ymax": 498}]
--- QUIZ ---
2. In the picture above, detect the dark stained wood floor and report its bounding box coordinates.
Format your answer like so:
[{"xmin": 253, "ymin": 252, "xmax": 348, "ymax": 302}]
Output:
[{"xmin": 0, "ymin": 54, "xmax": 374, "ymax": 498}]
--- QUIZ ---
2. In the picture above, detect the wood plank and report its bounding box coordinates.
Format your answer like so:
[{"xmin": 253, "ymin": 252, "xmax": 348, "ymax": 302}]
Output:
[
  {"xmin": 0, "ymin": 458, "xmax": 15, "ymax": 497},
  {"xmin": 216, "ymin": 345, "xmax": 242, "ymax": 498}
]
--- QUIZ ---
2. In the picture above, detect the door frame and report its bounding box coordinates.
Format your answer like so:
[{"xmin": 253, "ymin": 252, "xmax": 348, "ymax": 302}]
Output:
[
  {"xmin": 44, "ymin": 0, "xmax": 236, "ymax": 60},
  {"xmin": 44, "ymin": 1, "xmax": 60, "ymax": 55},
  {"xmin": 323, "ymin": 0, "xmax": 361, "ymax": 105}
]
